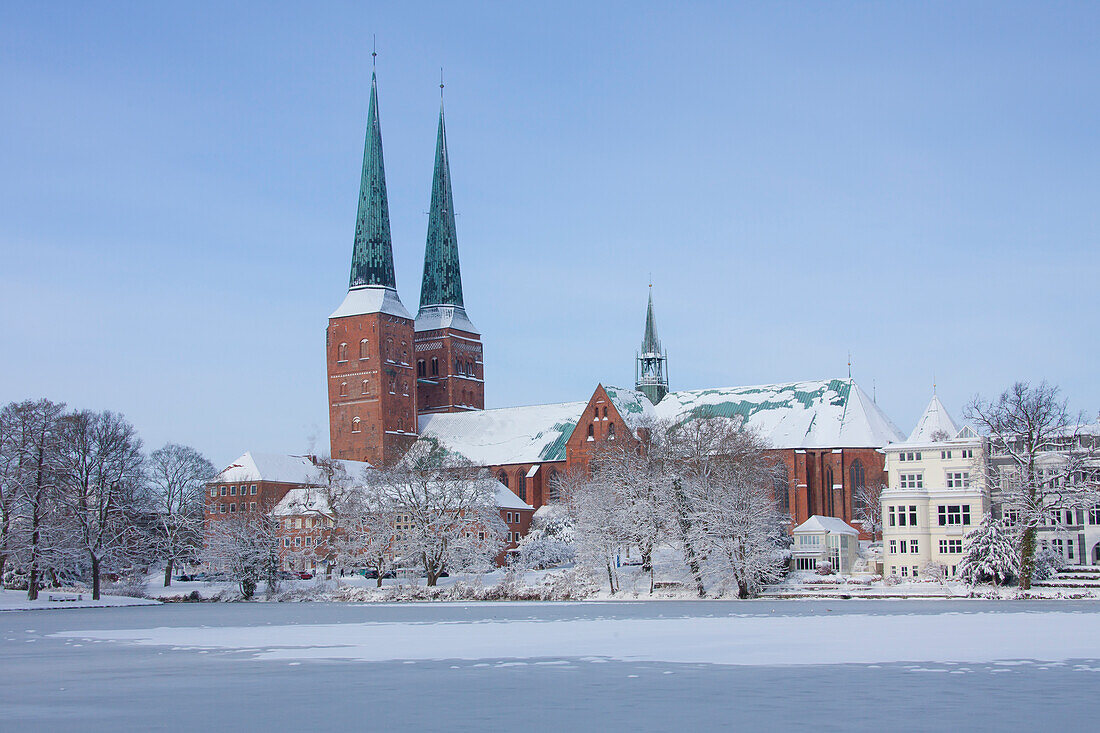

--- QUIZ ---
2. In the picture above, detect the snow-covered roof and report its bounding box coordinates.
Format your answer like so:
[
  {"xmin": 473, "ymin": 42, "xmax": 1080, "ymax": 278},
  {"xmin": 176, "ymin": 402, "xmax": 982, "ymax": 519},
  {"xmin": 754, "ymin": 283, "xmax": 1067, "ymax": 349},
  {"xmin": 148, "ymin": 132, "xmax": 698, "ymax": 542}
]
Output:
[
  {"xmin": 603, "ymin": 385, "xmax": 657, "ymax": 431},
  {"xmin": 417, "ymin": 401, "xmax": 587, "ymax": 465},
  {"xmin": 214, "ymin": 452, "xmax": 372, "ymax": 485},
  {"xmin": 793, "ymin": 515, "xmax": 859, "ymax": 535},
  {"xmin": 414, "ymin": 304, "xmax": 479, "ymax": 335},
  {"xmin": 271, "ymin": 479, "xmax": 531, "ymax": 515},
  {"xmin": 330, "ymin": 286, "xmax": 412, "ymax": 320},
  {"xmin": 272, "ymin": 488, "xmax": 332, "ymax": 516},
  {"xmin": 906, "ymin": 395, "xmax": 961, "ymax": 444},
  {"xmin": 652, "ymin": 379, "xmax": 904, "ymax": 449}
]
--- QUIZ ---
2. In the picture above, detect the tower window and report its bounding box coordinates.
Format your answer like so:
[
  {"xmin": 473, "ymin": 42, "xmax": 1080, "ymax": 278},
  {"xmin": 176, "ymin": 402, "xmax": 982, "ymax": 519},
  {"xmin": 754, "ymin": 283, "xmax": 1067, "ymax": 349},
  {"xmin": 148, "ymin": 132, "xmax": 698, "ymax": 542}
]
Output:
[
  {"xmin": 351, "ymin": 417, "xmax": 361, "ymax": 433},
  {"xmin": 337, "ymin": 343, "xmax": 348, "ymax": 362},
  {"xmin": 361, "ymin": 379, "xmax": 369, "ymax": 395},
  {"xmin": 339, "ymin": 382, "xmax": 347, "ymax": 397},
  {"xmin": 417, "ymin": 360, "xmax": 426, "ymax": 377},
  {"xmin": 431, "ymin": 357, "xmax": 439, "ymax": 376},
  {"xmin": 359, "ymin": 339, "xmax": 369, "ymax": 359}
]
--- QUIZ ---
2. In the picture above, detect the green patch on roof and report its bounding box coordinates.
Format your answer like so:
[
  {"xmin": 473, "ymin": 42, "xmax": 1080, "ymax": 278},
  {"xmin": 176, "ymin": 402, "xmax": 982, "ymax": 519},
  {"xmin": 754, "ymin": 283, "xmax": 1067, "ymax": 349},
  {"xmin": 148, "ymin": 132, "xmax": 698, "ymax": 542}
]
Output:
[
  {"xmin": 678, "ymin": 381, "xmax": 851, "ymax": 425},
  {"xmin": 537, "ymin": 420, "xmax": 578, "ymax": 461}
]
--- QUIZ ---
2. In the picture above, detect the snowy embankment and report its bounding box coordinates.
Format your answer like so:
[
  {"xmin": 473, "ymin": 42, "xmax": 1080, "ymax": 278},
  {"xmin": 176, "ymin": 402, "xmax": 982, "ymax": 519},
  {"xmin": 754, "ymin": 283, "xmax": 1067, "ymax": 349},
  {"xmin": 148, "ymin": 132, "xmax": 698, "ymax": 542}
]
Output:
[
  {"xmin": 55, "ymin": 609, "xmax": 1100, "ymax": 667},
  {"xmin": 0, "ymin": 589, "xmax": 159, "ymax": 611}
]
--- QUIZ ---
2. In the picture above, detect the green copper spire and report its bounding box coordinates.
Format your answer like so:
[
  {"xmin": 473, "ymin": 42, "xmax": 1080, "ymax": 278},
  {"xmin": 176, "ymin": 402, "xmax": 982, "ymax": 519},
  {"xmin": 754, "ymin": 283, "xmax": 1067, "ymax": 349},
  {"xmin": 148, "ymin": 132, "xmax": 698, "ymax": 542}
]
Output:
[
  {"xmin": 418, "ymin": 100, "xmax": 464, "ymax": 309},
  {"xmin": 636, "ymin": 285, "xmax": 669, "ymax": 404},
  {"xmin": 349, "ymin": 71, "xmax": 397, "ymax": 290}
]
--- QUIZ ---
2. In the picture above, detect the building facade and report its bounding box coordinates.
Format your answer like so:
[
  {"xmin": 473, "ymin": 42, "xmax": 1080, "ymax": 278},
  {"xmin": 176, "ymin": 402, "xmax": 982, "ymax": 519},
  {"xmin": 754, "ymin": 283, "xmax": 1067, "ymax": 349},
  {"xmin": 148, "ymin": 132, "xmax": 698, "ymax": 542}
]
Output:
[{"xmin": 881, "ymin": 395, "xmax": 989, "ymax": 579}]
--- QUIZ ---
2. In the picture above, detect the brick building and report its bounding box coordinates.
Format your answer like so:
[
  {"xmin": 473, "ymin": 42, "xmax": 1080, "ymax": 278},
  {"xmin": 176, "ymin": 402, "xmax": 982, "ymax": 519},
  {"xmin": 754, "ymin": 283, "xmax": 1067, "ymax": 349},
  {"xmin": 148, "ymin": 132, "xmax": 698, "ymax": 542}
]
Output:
[{"xmin": 208, "ymin": 65, "xmax": 905, "ymax": 552}]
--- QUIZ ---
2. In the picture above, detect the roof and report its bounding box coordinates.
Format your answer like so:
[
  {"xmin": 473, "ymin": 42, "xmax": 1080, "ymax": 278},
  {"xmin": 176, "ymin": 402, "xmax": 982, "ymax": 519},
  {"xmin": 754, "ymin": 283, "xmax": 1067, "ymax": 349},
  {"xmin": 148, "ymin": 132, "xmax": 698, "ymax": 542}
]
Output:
[
  {"xmin": 652, "ymin": 379, "xmax": 904, "ymax": 449},
  {"xmin": 348, "ymin": 71, "xmax": 397, "ymax": 290},
  {"xmin": 271, "ymin": 477, "xmax": 531, "ymax": 516},
  {"xmin": 417, "ymin": 102, "xmax": 466, "ymax": 312},
  {"xmin": 793, "ymin": 515, "xmax": 859, "ymax": 535},
  {"xmin": 214, "ymin": 452, "xmax": 372, "ymax": 486},
  {"xmin": 603, "ymin": 385, "xmax": 657, "ymax": 431},
  {"xmin": 417, "ymin": 401, "xmax": 587, "ymax": 465},
  {"xmin": 330, "ymin": 286, "xmax": 413, "ymax": 320},
  {"xmin": 414, "ymin": 304, "xmax": 479, "ymax": 335},
  {"xmin": 272, "ymin": 488, "xmax": 332, "ymax": 516},
  {"xmin": 906, "ymin": 394, "xmax": 961, "ymax": 444}
]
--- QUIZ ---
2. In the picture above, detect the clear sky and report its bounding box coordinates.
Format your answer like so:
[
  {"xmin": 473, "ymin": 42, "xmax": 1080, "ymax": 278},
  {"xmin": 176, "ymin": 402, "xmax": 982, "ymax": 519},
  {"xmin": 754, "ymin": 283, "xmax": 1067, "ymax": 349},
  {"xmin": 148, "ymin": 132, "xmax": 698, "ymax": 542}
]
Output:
[{"xmin": 2, "ymin": 2, "xmax": 1097, "ymax": 469}]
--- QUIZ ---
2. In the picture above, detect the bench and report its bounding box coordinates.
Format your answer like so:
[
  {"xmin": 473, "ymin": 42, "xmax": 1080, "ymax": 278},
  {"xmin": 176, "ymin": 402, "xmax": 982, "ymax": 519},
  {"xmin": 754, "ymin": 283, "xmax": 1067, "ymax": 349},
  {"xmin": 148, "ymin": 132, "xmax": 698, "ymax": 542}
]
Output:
[{"xmin": 47, "ymin": 594, "xmax": 83, "ymax": 602}]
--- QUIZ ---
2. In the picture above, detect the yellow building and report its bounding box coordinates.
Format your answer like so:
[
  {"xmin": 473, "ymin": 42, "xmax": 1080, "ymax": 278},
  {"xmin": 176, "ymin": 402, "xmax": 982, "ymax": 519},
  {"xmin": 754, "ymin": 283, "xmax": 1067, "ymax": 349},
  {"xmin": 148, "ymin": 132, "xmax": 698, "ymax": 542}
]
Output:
[{"xmin": 881, "ymin": 395, "xmax": 988, "ymax": 579}]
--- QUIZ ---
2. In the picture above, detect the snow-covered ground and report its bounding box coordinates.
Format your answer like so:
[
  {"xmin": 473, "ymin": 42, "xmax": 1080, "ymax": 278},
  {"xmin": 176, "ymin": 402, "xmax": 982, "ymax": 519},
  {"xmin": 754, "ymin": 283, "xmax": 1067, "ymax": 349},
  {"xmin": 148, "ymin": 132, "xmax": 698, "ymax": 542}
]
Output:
[
  {"xmin": 0, "ymin": 589, "xmax": 159, "ymax": 611},
  {"xmin": 4, "ymin": 600, "xmax": 1100, "ymax": 731}
]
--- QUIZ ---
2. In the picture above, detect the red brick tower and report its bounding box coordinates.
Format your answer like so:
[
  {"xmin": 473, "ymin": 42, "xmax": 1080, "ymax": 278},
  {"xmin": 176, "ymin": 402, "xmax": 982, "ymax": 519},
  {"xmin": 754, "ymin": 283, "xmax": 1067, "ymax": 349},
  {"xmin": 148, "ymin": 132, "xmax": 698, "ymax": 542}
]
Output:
[
  {"xmin": 328, "ymin": 66, "xmax": 417, "ymax": 465},
  {"xmin": 414, "ymin": 89, "xmax": 484, "ymax": 416}
]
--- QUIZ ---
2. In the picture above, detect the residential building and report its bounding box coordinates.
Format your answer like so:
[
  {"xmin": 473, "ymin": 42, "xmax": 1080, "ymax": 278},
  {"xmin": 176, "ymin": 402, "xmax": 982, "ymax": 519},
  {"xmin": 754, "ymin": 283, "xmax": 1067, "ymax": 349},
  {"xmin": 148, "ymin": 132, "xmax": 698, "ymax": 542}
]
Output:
[{"xmin": 881, "ymin": 394, "xmax": 988, "ymax": 579}]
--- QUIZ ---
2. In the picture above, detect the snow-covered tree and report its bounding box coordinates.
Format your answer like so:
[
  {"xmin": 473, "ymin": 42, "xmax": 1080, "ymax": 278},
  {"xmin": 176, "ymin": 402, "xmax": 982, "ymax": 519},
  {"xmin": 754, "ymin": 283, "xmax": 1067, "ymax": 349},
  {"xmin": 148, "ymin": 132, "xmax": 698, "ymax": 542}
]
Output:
[
  {"xmin": 967, "ymin": 381, "xmax": 1099, "ymax": 588},
  {"xmin": 323, "ymin": 479, "xmax": 398, "ymax": 587},
  {"xmin": 677, "ymin": 423, "xmax": 789, "ymax": 598},
  {"xmin": 57, "ymin": 410, "xmax": 147, "ymax": 600},
  {"xmin": 4, "ymin": 399, "xmax": 71, "ymax": 599},
  {"xmin": 957, "ymin": 515, "xmax": 1019, "ymax": 586},
  {"xmin": 146, "ymin": 443, "xmax": 214, "ymax": 587},
  {"xmin": 516, "ymin": 504, "xmax": 575, "ymax": 570},
  {"xmin": 202, "ymin": 511, "xmax": 282, "ymax": 599},
  {"xmin": 380, "ymin": 448, "xmax": 506, "ymax": 586},
  {"xmin": 854, "ymin": 481, "xmax": 885, "ymax": 541}
]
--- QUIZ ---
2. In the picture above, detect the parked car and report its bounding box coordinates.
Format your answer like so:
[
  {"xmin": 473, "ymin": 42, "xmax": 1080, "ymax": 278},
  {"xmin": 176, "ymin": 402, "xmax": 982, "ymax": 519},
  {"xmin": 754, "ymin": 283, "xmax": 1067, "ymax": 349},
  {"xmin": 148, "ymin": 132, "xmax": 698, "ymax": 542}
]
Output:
[{"xmin": 295, "ymin": 571, "xmax": 314, "ymax": 580}]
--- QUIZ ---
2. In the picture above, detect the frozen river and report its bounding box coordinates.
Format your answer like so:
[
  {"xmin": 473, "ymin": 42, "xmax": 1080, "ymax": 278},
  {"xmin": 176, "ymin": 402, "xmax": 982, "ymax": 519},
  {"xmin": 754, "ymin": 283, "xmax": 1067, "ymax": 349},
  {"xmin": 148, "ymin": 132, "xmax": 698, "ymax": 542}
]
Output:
[{"xmin": 3, "ymin": 600, "xmax": 1100, "ymax": 731}]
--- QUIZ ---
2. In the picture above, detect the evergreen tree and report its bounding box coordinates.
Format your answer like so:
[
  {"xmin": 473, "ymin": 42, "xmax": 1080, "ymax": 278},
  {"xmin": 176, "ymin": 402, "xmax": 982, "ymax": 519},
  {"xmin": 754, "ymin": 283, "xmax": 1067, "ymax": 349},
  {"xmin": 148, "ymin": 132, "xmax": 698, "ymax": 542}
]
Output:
[{"xmin": 958, "ymin": 515, "xmax": 1019, "ymax": 586}]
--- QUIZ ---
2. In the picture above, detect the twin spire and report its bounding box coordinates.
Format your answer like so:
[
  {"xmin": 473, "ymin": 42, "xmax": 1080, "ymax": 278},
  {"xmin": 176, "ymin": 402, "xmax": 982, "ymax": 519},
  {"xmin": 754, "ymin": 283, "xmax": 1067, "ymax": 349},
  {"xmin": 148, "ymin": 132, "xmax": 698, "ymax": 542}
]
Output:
[{"xmin": 346, "ymin": 65, "xmax": 470, "ymax": 328}]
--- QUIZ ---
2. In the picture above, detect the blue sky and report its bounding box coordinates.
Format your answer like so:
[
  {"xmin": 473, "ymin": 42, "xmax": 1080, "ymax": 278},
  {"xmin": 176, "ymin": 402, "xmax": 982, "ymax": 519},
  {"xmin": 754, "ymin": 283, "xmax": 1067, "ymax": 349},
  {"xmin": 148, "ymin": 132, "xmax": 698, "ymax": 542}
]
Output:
[{"xmin": 2, "ymin": 2, "xmax": 1097, "ymax": 469}]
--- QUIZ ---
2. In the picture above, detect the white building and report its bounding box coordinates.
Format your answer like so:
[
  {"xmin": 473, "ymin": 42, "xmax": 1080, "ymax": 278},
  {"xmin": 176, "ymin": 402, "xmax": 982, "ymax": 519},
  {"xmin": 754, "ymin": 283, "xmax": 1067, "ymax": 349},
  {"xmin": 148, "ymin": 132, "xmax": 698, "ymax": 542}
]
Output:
[
  {"xmin": 791, "ymin": 515, "xmax": 860, "ymax": 573},
  {"xmin": 881, "ymin": 395, "xmax": 989, "ymax": 579}
]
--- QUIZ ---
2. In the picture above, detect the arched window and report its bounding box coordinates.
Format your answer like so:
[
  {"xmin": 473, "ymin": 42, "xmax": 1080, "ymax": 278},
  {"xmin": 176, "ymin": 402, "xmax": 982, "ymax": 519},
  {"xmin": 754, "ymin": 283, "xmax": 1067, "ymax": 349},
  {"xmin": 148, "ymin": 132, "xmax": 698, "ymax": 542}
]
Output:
[
  {"xmin": 351, "ymin": 417, "xmax": 361, "ymax": 433},
  {"xmin": 417, "ymin": 360, "xmax": 426, "ymax": 377},
  {"xmin": 602, "ymin": 406, "xmax": 608, "ymax": 419},
  {"xmin": 515, "ymin": 470, "xmax": 526, "ymax": 494},
  {"xmin": 774, "ymin": 463, "xmax": 790, "ymax": 517},
  {"xmin": 467, "ymin": 361, "xmax": 474, "ymax": 376},
  {"xmin": 454, "ymin": 358, "xmax": 462, "ymax": 375},
  {"xmin": 337, "ymin": 343, "xmax": 348, "ymax": 362},
  {"xmin": 359, "ymin": 339, "xmax": 369, "ymax": 359},
  {"xmin": 339, "ymin": 382, "xmax": 347, "ymax": 397},
  {"xmin": 361, "ymin": 379, "xmax": 369, "ymax": 395},
  {"xmin": 402, "ymin": 380, "xmax": 409, "ymax": 396},
  {"xmin": 389, "ymin": 377, "xmax": 396, "ymax": 394},
  {"xmin": 825, "ymin": 467, "xmax": 835, "ymax": 516},
  {"xmin": 851, "ymin": 459, "xmax": 867, "ymax": 518},
  {"xmin": 587, "ymin": 424, "xmax": 594, "ymax": 440},
  {"xmin": 498, "ymin": 470, "xmax": 509, "ymax": 488},
  {"xmin": 547, "ymin": 468, "xmax": 561, "ymax": 502},
  {"xmin": 431, "ymin": 357, "xmax": 438, "ymax": 376},
  {"xmin": 608, "ymin": 423, "xmax": 616, "ymax": 440}
]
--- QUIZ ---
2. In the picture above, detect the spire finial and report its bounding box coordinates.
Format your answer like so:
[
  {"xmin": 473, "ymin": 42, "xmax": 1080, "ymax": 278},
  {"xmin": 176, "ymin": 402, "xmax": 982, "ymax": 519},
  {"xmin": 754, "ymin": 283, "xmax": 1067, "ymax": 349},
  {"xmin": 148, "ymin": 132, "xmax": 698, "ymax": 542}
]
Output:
[
  {"xmin": 440, "ymin": 67, "xmax": 445, "ymax": 100},
  {"xmin": 372, "ymin": 35, "xmax": 377, "ymax": 68},
  {"xmin": 847, "ymin": 351, "xmax": 852, "ymax": 379},
  {"xmin": 933, "ymin": 372, "xmax": 937, "ymax": 395}
]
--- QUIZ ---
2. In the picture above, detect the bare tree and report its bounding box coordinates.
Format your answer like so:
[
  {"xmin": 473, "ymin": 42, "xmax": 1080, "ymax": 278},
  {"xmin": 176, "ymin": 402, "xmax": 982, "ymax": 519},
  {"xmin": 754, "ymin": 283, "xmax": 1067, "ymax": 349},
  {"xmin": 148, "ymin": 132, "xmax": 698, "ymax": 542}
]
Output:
[
  {"xmin": 855, "ymin": 481, "xmax": 885, "ymax": 541},
  {"xmin": 0, "ymin": 402, "xmax": 24, "ymax": 583},
  {"xmin": 202, "ymin": 511, "xmax": 282, "ymax": 599},
  {"xmin": 564, "ymin": 465, "xmax": 626, "ymax": 595},
  {"xmin": 58, "ymin": 410, "xmax": 146, "ymax": 600},
  {"xmin": 379, "ymin": 448, "xmax": 505, "ymax": 586},
  {"xmin": 5, "ymin": 400, "xmax": 70, "ymax": 599},
  {"xmin": 326, "ymin": 481, "xmax": 397, "ymax": 586},
  {"xmin": 146, "ymin": 443, "xmax": 214, "ymax": 587},
  {"xmin": 967, "ymin": 381, "xmax": 1099, "ymax": 589}
]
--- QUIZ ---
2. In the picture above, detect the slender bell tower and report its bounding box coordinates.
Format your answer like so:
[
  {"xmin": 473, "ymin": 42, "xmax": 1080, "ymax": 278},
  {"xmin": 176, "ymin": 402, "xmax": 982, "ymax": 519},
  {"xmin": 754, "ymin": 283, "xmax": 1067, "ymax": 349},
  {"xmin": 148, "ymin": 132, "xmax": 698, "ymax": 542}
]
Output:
[
  {"xmin": 635, "ymin": 285, "xmax": 669, "ymax": 404},
  {"xmin": 414, "ymin": 78, "xmax": 484, "ymax": 415},
  {"xmin": 327, "ymin": 56, "xmax": 417, "ymax": 466}
]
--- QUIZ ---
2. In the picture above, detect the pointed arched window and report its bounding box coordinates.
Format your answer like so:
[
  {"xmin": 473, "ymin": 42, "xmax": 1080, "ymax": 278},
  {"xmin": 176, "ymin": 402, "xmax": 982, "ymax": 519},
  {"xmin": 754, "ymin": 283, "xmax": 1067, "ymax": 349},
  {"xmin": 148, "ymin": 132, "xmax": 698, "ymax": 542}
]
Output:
[
  {"xmin": 498, "ymin": 470, "xmax": 509, "ymax": 488},
  {"xmin": 608, "ymin": 423, "xmax": 616, "ymax": 440}
]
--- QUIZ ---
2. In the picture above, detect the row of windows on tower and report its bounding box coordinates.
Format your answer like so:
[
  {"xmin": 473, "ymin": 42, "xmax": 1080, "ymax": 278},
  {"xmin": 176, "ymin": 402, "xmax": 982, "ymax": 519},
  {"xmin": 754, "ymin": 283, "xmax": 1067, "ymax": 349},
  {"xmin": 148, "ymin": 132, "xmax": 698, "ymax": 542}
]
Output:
[
  {"xmin": 338, "ymin": 377, "xmax": 408, "ymax": 399},
  {"xmin": 336, "ymin": 339, "xmax": 408, "ymax": 364},
  {"xmin": 415, "ymin": 358, "xmax": 477, "ymax": 378}
]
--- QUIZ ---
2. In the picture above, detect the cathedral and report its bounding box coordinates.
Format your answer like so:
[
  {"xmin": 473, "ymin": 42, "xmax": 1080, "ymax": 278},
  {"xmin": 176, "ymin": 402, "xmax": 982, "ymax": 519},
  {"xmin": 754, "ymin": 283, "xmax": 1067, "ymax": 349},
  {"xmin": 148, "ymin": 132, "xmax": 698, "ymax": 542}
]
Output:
[{"xmin": 322, "ymin": 67, "xmax": 905, "ymax": 536}]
